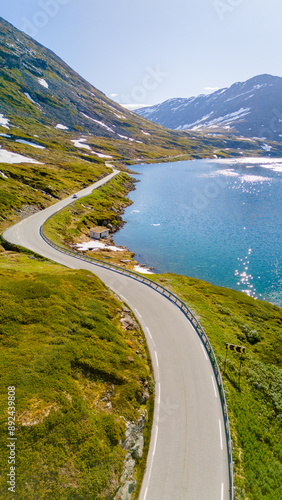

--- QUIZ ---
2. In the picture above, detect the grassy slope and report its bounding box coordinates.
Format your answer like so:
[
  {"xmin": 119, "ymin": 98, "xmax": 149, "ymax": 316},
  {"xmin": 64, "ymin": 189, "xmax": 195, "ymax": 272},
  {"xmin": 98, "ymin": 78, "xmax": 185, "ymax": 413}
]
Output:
[
  {"xmin": 0, "ymin": 251, "xmax": 154, "ymax": 500},
  {"xmin": 151, "ymin": 274, "xmax": 282, "ymax": 500},
  {"xmin": 43, "ymin": 173, "xmax": 135, "ymax": 246},
  {"xmin": 0, "ymin": 121, "xmax": 112, "ymax": 231}
]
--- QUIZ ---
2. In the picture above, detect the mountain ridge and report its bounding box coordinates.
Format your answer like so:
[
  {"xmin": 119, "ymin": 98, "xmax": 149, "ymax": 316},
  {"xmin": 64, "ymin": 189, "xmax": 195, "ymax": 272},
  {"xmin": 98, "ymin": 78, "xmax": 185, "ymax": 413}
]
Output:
[
  {"xmin": 136, "ymin": 74, "xmax": 282, "ymax": 144},
  {"xmin": 1, "ymin": 16, "xmax": 279, "ymax": 164}
]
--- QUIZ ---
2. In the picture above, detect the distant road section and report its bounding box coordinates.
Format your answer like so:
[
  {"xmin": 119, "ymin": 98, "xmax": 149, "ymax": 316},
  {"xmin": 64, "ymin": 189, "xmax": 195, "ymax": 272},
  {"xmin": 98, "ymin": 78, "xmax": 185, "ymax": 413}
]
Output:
[{"xmin": 3, "ymin": 169, "xmax": 230, "ymax": 500}]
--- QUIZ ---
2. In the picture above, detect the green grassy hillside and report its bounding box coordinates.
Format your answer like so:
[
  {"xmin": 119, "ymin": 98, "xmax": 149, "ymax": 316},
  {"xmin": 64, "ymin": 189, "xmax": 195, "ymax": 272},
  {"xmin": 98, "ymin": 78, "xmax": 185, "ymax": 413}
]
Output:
[{"xmin": 0, "ymin": 251, "xmax": 154, "ymax": 500}]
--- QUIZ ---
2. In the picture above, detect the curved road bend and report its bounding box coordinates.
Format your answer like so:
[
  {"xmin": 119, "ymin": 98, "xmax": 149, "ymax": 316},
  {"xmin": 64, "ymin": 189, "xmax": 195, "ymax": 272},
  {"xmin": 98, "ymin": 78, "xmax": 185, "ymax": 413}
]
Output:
[{"xmin": 3, "ymin": 170, "xmax": 230, "ymax": 500}]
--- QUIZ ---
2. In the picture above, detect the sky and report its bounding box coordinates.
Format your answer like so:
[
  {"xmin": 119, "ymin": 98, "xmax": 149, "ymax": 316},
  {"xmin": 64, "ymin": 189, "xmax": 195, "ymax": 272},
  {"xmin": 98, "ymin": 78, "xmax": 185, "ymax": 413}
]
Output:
[{"xmin": 1, "ymin": 0, "xmax": 282, "ymax": 108}]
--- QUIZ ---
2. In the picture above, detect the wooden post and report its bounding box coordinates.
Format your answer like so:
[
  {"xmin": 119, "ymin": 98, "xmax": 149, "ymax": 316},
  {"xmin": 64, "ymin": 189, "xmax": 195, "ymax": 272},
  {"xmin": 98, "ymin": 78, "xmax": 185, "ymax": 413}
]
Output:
[
  {"xmin": 224, "ymin": 345, "xmax": 228, "ymax": 373},
  {"xmin": 238, "ymin": 354, "xmax": 243, "ymax": 390}
]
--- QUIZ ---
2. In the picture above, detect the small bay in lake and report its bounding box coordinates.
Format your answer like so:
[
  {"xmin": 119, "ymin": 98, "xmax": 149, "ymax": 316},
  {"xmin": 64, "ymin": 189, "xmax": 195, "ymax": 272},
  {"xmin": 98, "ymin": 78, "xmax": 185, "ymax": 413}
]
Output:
[{"xmin": 114, "ymin": 158, "xmax": 282, "ymax": 308}]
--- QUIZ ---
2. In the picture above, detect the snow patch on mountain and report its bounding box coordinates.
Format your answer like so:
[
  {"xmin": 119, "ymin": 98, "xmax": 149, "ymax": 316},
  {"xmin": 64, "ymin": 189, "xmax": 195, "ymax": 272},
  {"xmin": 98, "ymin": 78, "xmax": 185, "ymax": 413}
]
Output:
[
  {"xmin": 117, "ymin": 134, "xmax": 143, "ymax": 143},
  {"xmin": 81, "ymin": 113, "xmax": 116, "ymax": 133},
  {"xmin": 16, "ymin": 139, "xmax": 45, "ymax": 149},
  {"xmin": 55, "ymin": 124, "xmax": 69, "ymax": 130},
  {"xmin": 71, "ymin": 138, "xmax": 113, "ymax": 158},
  {"xmin": 71, "ymin": 138, "xmax": 91, "ymax": 150},
  {"xmin": 189, "ymin": 108, "xmax": 251, "ymax": 130},
  {"xmin": 225, "ymin": 90, "xmax": 254, "ymax": 103},
  {"xmin": 176, "ymin": 113, "xmax": 214, "ymax": 130},
  {"xmin": 92, "ymin": 151, "xmax": 113, "ymax": 159},
  {"xmin": 24, "ymin": 93, "xmax": 37, "ymax": 104},
  {"xmin": 0, "ymin": 114, "xmax": 10, "ymax": 129},
  {"xmin": 0, "ymin": 146, "xmax": 43, "ymax": 164},
  {"xmin": 38, "ymin": 78, "xmax": 49, "ymax": 89}
]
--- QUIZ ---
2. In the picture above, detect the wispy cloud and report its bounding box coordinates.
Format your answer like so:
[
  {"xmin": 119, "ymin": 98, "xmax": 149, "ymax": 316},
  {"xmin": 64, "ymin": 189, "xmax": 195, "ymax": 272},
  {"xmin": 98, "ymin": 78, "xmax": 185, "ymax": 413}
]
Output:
[
  {"xmin": 204, "ymin": 87, "xmax": 220, "ymax": 92},
  {"xmin": 121, "ymin": 104, "xmax": 152, "ymax": 110}
]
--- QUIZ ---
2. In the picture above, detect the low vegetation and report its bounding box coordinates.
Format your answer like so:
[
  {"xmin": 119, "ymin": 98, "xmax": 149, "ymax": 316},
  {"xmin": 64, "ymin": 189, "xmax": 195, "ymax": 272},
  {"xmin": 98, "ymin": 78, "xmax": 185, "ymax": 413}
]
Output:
[
  {"xmin": 0, "ymin": 250, "xmax": 154, "ymax": 499},
  {"xmin": 43, "ymin": 173, "xmax": 135, "ymax": 246},
  {"xmin": 151, "ymin": 274, "xmax": 282, "ymax": 500}
]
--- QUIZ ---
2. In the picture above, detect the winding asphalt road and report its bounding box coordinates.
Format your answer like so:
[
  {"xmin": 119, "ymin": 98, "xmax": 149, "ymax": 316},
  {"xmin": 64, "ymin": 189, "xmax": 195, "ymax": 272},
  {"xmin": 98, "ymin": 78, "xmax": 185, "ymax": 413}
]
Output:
[{"xmin": 3, "ymin": 169, "xmax": 230, "ymax": 500}]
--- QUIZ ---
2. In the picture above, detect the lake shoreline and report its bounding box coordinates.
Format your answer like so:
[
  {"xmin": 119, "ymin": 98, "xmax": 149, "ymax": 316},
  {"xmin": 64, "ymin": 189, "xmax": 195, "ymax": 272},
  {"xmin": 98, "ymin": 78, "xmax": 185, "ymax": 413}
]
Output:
[{"xmin": 113, "ymin": 157, "xmax": 282, "ymax": 308}]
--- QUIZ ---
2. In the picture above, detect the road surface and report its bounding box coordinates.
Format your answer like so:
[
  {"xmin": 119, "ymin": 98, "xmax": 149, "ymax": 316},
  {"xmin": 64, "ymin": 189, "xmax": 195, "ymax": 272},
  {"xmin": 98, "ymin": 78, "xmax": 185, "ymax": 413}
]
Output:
[{"xmin": 3, "ymin": 170, "xmax": 230, "ymax": 500}]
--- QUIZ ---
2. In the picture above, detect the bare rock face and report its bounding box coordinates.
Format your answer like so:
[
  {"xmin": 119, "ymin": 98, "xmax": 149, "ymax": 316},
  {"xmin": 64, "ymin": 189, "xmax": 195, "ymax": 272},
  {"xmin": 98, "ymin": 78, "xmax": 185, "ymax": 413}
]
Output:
[
  {"xmin": 122, "ymin": 414, "xmax": 145, "ymax": 456},
  {"xmin": 114, "ymin": 413, "xmax": 146, "ymax": 500},
  {"xmin": 140, "ymin": 388, "xmax": 150, "ymax": 405},
  {"xmin": 131, "ymin": 435, "xmax": 144, "ymax": 460},
  {"xmin": 114, "ymin": 473, "xmax": 137, "ymax": 500},
  {"xmin": 120, "ymin": 312, "xmax": 139, "ymax": 331}
]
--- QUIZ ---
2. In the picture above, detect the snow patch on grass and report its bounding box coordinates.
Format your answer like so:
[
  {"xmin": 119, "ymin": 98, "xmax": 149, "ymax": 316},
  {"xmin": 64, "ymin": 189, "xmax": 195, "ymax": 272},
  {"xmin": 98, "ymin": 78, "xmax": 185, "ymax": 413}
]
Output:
[
  {"xmin": 81, "ymin": 113, "xmax": 116, "ymax": 133},
  {"xmin": 92, "ymin": 151, "xmax": 113, "ymax": 159},
  {"xmin": 16, "ymin": 139, "xmax": 45, "ymax": 149},
  {"xmin": 38, "ymin": 78, "xmax": 49, "ymax": 89},
  {"xmin": 55, "ymin": 124, "xmax": 69, "ymax": 130},
  {"xmin": 0, "ymin": 147, "xmax": 43, "ymax": 164},
  {"xmin": 0, "ymin": 114, "xmax": 10, "ymax": 129},
  {"xmin": 71, "ymin": 138, "xmax": 91, "ymax": 150},
  {"xmin": 76, "ymin": 241, "xmax": 123, "ymax": 252}
]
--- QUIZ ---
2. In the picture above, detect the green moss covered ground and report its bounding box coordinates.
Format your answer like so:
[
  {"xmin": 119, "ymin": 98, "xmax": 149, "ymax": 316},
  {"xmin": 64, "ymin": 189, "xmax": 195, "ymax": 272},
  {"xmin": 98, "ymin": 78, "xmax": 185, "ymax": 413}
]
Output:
[
  {"xmin": 0, "ymin": 251, "xmax": 153, "ymax": 500},
  {"xmin": 43, "ymin": 173, "xmax": 135, "ymax": 247}
]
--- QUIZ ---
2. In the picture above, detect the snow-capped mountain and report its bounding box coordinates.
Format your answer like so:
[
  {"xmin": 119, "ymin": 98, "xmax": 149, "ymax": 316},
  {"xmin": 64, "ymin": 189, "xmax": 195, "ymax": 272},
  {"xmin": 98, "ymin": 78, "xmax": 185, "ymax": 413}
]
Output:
[{"xmin": 136, "ymin": 75, "xmax": 282, "ymax": 142}]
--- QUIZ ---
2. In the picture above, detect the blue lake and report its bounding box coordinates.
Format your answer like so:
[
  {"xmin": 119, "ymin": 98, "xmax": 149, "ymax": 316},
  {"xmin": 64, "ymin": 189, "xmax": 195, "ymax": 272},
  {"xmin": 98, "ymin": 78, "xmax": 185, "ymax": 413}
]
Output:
[{"xmin": 114, "ymin": 158, "xmax": 282, "ymax": 308}]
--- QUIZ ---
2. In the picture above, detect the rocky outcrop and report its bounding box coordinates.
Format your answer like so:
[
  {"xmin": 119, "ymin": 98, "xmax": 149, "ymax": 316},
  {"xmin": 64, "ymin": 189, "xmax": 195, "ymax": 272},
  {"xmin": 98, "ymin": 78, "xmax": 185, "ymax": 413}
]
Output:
[
  {"xmin": 120, "ymin": 309, "xmax": 139, "ymax": 331},
  {"xmin": 114, "ymin": 413, "xmax": 146, "ymax": 500}
]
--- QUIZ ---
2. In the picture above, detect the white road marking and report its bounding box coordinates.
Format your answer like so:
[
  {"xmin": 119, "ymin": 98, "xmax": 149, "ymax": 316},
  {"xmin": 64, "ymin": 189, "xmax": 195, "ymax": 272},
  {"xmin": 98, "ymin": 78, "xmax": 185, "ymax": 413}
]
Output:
[
  {"xmin": 221, "ymin": 481, "xmax": 224, "ymax": 500},
  {"xmin": 152, "ymin": 424, "xmax": 159, "ymax": 457},
  {"xmin": 142, "ymin": 381, "xmax": 161, "ymax": 500},
  {"xmin": 211, "ymin": 375, "xmax": 218, "ymax": 398},
  {"xmin": 201, "ymin": 343, "xmax": 208, "ymax": 360},
  {"xmin": 120, "ymin": 294, "xmax": 126, "ymax": 301},
  {"xmin": 135, "ymin": 308, "xmax": 142, "ymax": 319},
  {"xmin": 146, "ymin": 326, "xmax": 153, "ymax": 340},
  {"xmin": 155, "ymin": 350, "xmax": 159, "ymax": 368},
  {"xmin": 146, "ymin": 326, "xmax": 156, "ymax": 348},
  {"xmin": 219, "ymin": 420, "xmax": 223, "ymax": 451}
]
